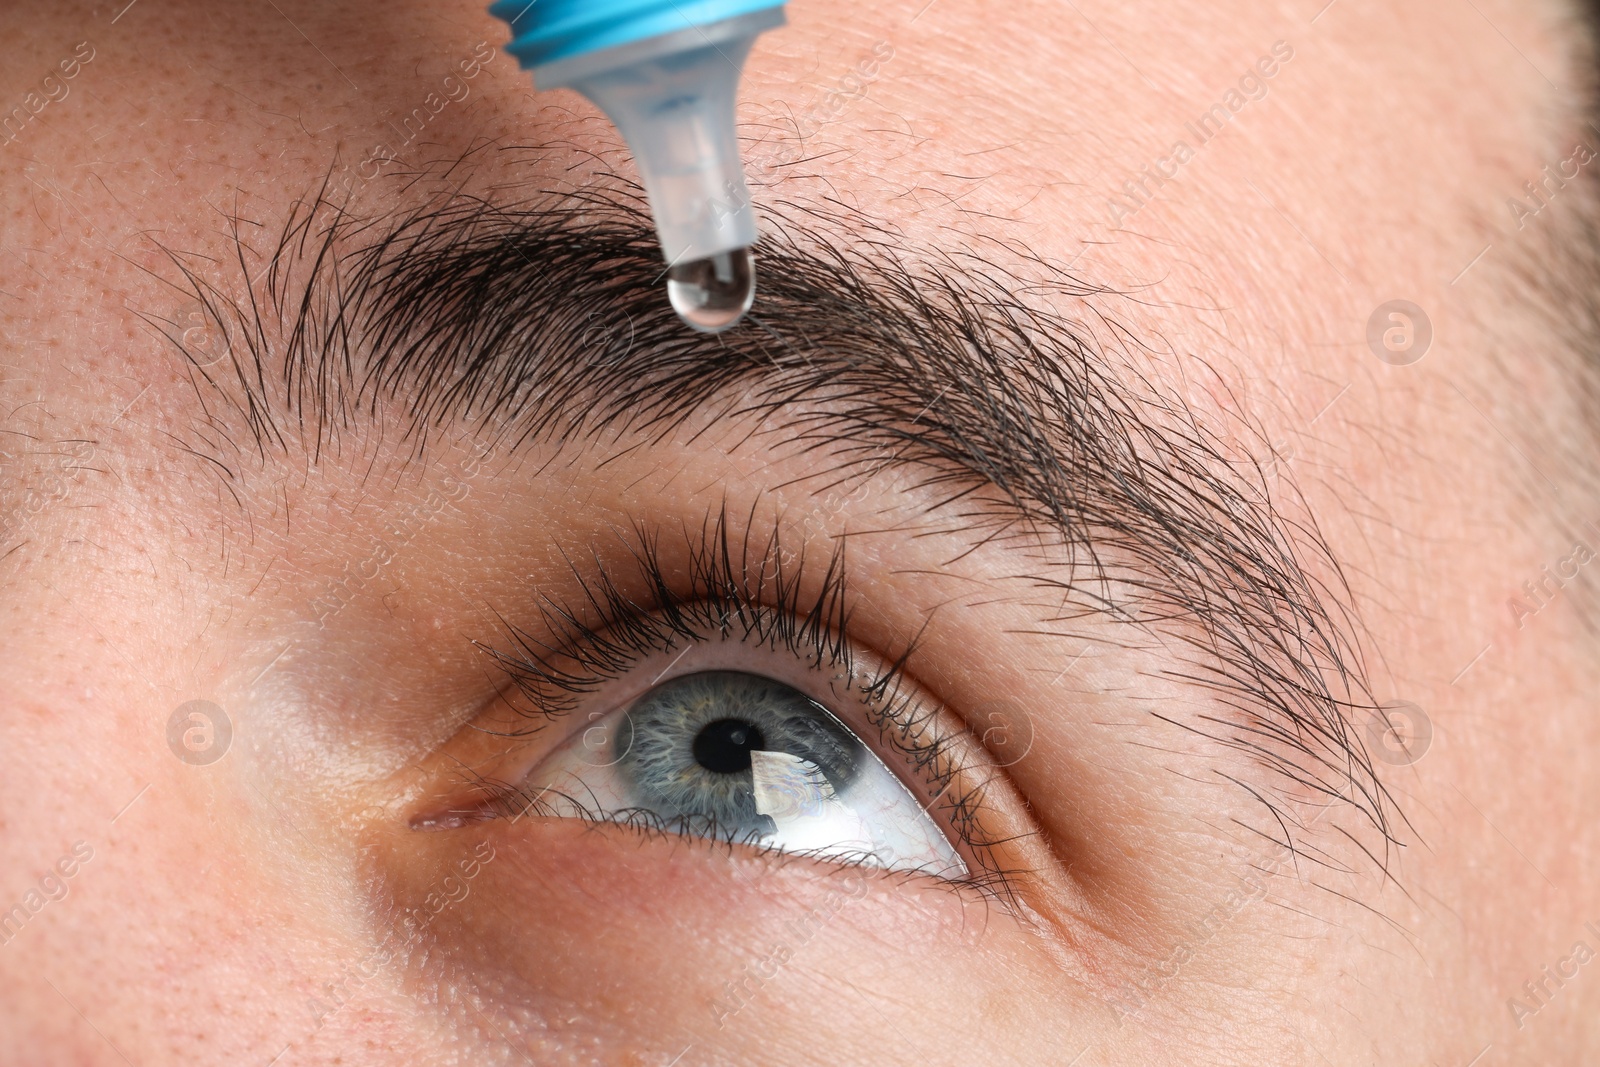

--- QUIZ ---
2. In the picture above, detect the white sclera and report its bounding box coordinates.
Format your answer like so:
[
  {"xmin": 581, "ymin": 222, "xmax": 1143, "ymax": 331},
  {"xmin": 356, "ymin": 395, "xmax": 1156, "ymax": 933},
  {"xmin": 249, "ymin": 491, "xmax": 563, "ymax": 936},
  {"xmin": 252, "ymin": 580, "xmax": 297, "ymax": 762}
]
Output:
[
  {"xmin": 750, "ymin": 750, "xmax": 964, "ymax": 874},
  {"xmin": 523, "ymin": 701, "xmax": 968, "ymax": 878}
]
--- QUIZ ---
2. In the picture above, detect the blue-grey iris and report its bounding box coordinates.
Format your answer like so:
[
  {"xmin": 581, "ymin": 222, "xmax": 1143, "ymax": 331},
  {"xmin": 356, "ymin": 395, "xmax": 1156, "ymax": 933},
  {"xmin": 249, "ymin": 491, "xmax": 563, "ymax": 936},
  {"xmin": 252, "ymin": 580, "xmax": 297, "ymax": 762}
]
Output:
[{"xmin": 615, "ymin": 671, "xmax": 862, "ymax": 834}]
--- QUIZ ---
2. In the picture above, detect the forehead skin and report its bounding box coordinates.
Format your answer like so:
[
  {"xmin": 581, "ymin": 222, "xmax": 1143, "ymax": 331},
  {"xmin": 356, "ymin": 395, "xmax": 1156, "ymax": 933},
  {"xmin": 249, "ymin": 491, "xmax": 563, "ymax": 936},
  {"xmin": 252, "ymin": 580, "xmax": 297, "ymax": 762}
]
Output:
[{"xmin": 3, "ymin": 0, "xmax": 1599, "ymax": 1065}]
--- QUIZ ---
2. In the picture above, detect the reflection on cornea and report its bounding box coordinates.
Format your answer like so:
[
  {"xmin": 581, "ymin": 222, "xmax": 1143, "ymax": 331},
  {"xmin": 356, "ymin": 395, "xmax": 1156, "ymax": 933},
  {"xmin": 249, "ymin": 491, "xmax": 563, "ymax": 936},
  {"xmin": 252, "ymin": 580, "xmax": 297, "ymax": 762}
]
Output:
[{"xmin": 751, "ymin": 749, "xmax": 872, "ymax": 855}]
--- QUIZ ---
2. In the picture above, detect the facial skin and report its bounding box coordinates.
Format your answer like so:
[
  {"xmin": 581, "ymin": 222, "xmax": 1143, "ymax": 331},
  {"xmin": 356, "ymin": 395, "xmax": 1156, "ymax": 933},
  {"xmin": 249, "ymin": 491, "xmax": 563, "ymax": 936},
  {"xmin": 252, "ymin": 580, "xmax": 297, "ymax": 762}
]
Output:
[{"xmin": 4, "ymin": 0, "xmax": 1600, "ymax": 1063}]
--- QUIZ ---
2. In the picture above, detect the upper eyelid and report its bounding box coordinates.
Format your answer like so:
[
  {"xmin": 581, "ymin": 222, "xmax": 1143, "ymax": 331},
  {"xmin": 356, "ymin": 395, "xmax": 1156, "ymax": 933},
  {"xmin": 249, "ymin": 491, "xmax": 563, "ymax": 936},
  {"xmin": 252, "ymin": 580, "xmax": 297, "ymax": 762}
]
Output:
[
  {"xmin": 482, "ymin": 510, "xmax": 872, "ymax": 726},
  {"xmin": 454, "ymin": 515, "xmax": 1016, "ymax": 875}
]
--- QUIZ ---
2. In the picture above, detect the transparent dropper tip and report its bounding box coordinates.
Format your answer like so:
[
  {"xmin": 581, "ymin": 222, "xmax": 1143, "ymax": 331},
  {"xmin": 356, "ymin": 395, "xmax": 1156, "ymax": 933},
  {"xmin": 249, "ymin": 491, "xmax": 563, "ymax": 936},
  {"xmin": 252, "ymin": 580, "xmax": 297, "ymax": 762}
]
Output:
[
  {"xmin": 666, "ymin": 247, "xmax": 756, "ymax": 334},
  {"xmin": 547, "ymin": 10, "xmax": 783, "ymax": 336}
]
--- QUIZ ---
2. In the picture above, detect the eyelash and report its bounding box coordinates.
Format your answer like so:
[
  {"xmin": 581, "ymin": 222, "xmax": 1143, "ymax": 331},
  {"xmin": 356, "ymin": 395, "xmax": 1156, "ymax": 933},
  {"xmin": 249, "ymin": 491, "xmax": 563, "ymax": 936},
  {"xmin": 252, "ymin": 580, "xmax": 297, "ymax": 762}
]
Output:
[{"xmin": 465, "ymin": 505, "xmax": 1016, "ymax": 898}]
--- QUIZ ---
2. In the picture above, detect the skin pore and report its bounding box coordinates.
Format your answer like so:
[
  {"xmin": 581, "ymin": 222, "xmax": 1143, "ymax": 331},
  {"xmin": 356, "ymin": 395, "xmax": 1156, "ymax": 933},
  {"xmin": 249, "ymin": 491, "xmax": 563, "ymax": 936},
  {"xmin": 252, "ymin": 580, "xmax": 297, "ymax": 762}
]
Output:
[{"xmin": 3, "ymin": 0, "xmax": 1600, "ymax": 1064}]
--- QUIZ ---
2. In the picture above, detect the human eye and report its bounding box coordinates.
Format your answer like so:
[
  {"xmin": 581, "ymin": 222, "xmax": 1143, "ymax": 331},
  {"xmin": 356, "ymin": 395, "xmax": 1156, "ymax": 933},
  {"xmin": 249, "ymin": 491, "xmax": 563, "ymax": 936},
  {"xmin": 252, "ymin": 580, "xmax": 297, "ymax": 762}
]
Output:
[
  {"xmin": 409, "ymin": 516, "xmax": 1027, "ymax": 890},
  {"xmin": 515, "ymin": 669, "xmax": 965, "ymax": 876}
]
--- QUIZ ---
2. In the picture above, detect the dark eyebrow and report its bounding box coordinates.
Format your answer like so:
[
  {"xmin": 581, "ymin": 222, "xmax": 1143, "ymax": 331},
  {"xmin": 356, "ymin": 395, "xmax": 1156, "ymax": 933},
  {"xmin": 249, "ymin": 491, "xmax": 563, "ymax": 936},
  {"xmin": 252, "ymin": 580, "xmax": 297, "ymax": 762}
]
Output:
[{"xmin": 160, "ymin": 152, "xmax": 1401, "ymax": 872}]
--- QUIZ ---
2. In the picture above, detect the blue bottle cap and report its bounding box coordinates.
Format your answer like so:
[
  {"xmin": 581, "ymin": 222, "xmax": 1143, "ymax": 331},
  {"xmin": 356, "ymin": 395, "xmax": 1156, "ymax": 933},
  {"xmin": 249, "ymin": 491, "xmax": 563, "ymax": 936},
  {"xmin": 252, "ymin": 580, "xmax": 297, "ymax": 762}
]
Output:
[{"xmin": 489, "ymin": 0, "xmax": 787, "ymax": 70}]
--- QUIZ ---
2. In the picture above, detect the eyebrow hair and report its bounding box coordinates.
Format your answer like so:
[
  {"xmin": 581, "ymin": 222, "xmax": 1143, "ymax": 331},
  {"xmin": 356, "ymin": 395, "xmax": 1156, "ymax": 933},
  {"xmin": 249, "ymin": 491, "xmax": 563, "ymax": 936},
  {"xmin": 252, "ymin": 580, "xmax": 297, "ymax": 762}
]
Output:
[{"xmin": 160, "ymin": 150, "xmax": 1402, "ymax": 873}]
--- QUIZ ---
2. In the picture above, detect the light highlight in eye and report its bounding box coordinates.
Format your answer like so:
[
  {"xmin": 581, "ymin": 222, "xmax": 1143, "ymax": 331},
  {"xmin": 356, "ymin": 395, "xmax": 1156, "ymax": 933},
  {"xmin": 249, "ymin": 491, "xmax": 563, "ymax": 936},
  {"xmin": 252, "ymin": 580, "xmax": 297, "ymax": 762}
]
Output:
[{"xmin": 520, "ymin": 670, "xmax": 967, "ymax": 876}]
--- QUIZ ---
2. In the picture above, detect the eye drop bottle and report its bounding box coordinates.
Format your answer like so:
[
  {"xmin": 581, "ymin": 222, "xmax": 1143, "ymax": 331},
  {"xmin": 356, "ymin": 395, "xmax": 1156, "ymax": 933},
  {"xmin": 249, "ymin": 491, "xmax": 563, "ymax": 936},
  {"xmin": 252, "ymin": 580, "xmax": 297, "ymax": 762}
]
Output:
[{"xmin": 488, "ymin": 0, "xmax": 787, "ymax": 333}]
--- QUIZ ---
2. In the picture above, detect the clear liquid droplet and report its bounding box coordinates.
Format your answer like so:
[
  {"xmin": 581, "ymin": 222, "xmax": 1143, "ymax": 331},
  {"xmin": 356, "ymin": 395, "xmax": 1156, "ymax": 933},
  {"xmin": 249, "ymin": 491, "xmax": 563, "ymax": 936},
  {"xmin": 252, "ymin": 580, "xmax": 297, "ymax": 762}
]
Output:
[{"xmin": 666, "ymin": 248, "xmax": 755, "ymax": 334}]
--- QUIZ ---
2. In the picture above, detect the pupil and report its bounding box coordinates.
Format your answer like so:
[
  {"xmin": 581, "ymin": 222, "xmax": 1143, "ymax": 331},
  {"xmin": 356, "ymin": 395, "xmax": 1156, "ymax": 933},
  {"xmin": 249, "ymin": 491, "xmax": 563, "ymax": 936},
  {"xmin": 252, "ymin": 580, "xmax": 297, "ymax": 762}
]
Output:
[{"xmin": 692, "ymin": 718, "xmax": 766, "ymax": 774}]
